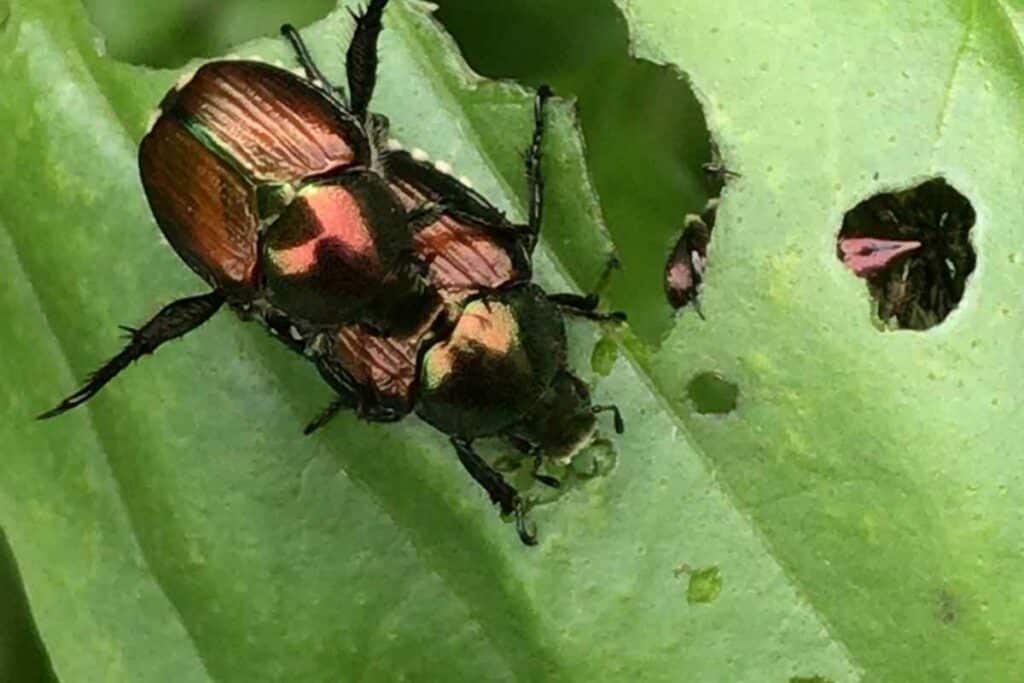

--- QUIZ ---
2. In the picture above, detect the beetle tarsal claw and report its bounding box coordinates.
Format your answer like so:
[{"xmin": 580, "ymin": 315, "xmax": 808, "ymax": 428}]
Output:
[{"xmin": 514, "ymin": 501, "xmax": 538, "ymax": 546}]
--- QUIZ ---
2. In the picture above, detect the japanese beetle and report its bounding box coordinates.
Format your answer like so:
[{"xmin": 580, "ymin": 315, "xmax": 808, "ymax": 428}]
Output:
[
  {"xmin": 41, "ymin": 0, "xmax": 624, "ymax": 544},
  {"xmin": 314, "ymin": 282, "xmax": 624, "ymax": 544},
  {"xmin": 665, "ymin": 198, "xmax": 717, "ymax": 317},
  {"xmin": 40, "ymin": 0, "xmax": 427, "ymax": 419}
]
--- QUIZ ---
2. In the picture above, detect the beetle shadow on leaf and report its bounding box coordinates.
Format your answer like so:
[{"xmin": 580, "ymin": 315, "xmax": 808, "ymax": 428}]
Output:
[{"xmin": 0, "ymin": 530, "xmax": 58, "ymax": 683}]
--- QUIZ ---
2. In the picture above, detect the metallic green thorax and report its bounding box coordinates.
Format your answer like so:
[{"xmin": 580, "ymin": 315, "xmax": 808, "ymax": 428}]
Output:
[{"xmin": 417, "ymin": 285, "xmax": 566, "ymax": 439}]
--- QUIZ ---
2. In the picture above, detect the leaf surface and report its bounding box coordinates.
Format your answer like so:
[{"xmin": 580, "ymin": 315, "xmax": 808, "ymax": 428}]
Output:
[
  {"xmin": 4, "ymin": 0, "xmax": 960, "ymax": 680},
  {"xmin": 618, "ymin": 0, "xmax": 1024, "ymax": 679}
]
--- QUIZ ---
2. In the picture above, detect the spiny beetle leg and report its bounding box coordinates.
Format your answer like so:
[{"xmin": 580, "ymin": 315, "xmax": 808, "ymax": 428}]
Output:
[
  {"xmin": 525, "ymin": 85, "xmax": 552, "ymax": 251},
  {"xmin": 38, "ymin": 291, "xmax": 224, "ymax": 419},
  {"xmin": 303, "ymin": 391, "xmax": 403, "ymax": 435},
  {"xmin": 548, "ymin": 292, "xmax": 598, "ymax": 311},
  {"xmin": 304, "ymin": 394, "xmax": 354, "ymax": 435},
  {"xmin": 549, "ymin": 292, "xmax": 627, "ymax": 323},
  {"xmin": 347, "ymin": 0, "xmax": 389, "ymax": 122},
  {"xmin": 280, "ymin": 24, "xmax": 343, "ymax": 101},
  {"xmin": 451, "ymin": 437, "xmax": 536, "ymax": 545}
]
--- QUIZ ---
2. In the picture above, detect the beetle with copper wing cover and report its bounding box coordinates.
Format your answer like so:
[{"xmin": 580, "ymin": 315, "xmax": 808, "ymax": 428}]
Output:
[{"xmin": 40, "ymin": 0, "xmax": 624, "ymax": 545}]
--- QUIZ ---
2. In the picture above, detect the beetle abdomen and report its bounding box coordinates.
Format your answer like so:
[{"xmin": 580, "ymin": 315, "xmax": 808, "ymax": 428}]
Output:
[
  {"xmin": 415, "ymin": 220, "xmax": 526, "ymax": 294},
  {"xmin": 386, "ymin": 150, "xmax": 531, "ymax": 294},
  {"xmin": 333, "ymin": 301, "xmax": 447, "ymax": 413}
]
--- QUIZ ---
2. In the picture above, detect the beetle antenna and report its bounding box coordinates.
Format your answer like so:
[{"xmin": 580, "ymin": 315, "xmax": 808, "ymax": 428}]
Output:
[{"xmin": 592, "ymin": 404, "xmax": 625, "ymax": 434}]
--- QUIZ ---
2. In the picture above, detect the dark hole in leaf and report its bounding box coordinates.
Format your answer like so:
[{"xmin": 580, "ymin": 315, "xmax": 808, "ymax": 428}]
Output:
[
  {"xmin": 436, "ymin": 0, "xmax": 718, "ymax": 345},
  {"xmin": 838, "ymin": 178, "xmax": 976, "ymax": 331},
  {"xmin": 81, "ymin": 0, "xmax": 333, "ymax": 68},
  {"xmin": 0, "ymin": 531, "xmax": 58, "ymax": 683},
  {"xmin": 686, "ymin": 371, "xmax": 738, "ymax": 415}
]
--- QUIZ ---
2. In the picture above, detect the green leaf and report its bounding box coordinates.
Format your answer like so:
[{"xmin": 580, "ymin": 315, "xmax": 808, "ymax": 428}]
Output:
[
  {"xmin": 614, "ymin": 0, "xmax": 1024, "ymax": 679},
  {"xmin": 15, "ymin": 0, "xmax": 1017, "ymax": 681},
  {"xmin": 0, "ymin": 531, "xmax": 55, "ymax": 683}
]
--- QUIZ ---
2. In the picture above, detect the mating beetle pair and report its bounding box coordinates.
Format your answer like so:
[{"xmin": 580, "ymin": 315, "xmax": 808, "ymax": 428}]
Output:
[{"xmin": 41, "ymin": 0, "xmax": 624, "ymax": 544}]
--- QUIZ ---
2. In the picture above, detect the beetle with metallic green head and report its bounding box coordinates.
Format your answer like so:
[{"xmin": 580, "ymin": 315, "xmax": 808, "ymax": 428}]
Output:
[
  {"xmin": 41, "ymin": 0, "xmax": 625, "ymax": 544},
  {"xmin": 313, "ymin": 282, "xmax": 624, "ymax": 544}
]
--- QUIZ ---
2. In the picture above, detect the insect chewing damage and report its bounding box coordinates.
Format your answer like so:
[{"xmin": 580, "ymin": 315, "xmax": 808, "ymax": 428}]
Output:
[
  {"xmin": 837, "ymin": 177, "xmax": 976, "ymax": 331},
  {"xmin": 40, "ymin": 0, "xmax": 626, "ymax": 546}
]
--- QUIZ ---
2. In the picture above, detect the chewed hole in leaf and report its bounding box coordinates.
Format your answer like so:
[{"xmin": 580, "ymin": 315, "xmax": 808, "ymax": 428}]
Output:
[
  {"xmin": 686, "ymin": 566, "xmax": 722, "ymax": 604},
  {"xmin": 674, "ymin": 563, "xmax": 723, "ymax": 604},
  {"xmin": 589, "ymin": 336, "xmax": 619, "ymax": 377},
  {"xmin": 838, "ymin": 178, "xmax": 976, "ymax": 331},
  {"xmin": 436, "ymin": 0, "xmax": 719, "ymax": 345},
  {"xmin": 570, "ymin": 437, "xmax": 618, "ymax": 479},
  {"xmin": 686, "ymin": 371, "xmax": 738, "ymax": 415}
]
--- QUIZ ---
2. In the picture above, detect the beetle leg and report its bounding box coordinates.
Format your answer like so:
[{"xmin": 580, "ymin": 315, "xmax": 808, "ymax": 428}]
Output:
[
  {"xmin": 38, "ymin": 291, "xmax": 224, "ymax": 420},
  {"xmin": 304, "ymin": 390, "xmax": 403, "ymax": 435},
  {"xmin": 303, "ymin": 395, "xmax": 354, "ymax": 435},
  {"xmin": 524, "ymin": 85, "xmax": 552, "ymax": 252},
  {"xmin": 346, "ymin": 0, "xmax": 389, "ymax": 122},
  {"xmin": 549, "ymin": 292, "xmax": 627, "ymax": 323},
  {"xmin": 450, "ymin": 437, "xmax": 536, "ymax": 545},
  {"xmin": 548, "ymin": 292, "xmax": 598, "ymax": 311},
  {"xmin": 507, "ymin": 434, "xmax": 537, "ymax": 455},
  {"xmin": 280, "ymin": 24, "xmax": 343, "ymax": 100},
  {"xmin": 381, "ymin": 149, "xmax": 535, "ymax": 250},
  {"xmin": 532, "ymin": 455, "xmax": 561, "ymax": 489},
  {"xmin": 406, "ymin": 202, "xmax": 446, "ymax": 232}
]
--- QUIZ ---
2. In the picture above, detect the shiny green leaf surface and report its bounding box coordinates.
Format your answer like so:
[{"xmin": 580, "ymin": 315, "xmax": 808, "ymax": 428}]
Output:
[
  {"xmin": 619, "ymin": 0, "xmax": 1024, "ymax": 679},
  {"xmin": 4, "ymin": 0, "xmax": 1018, "ymax": 681}
]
